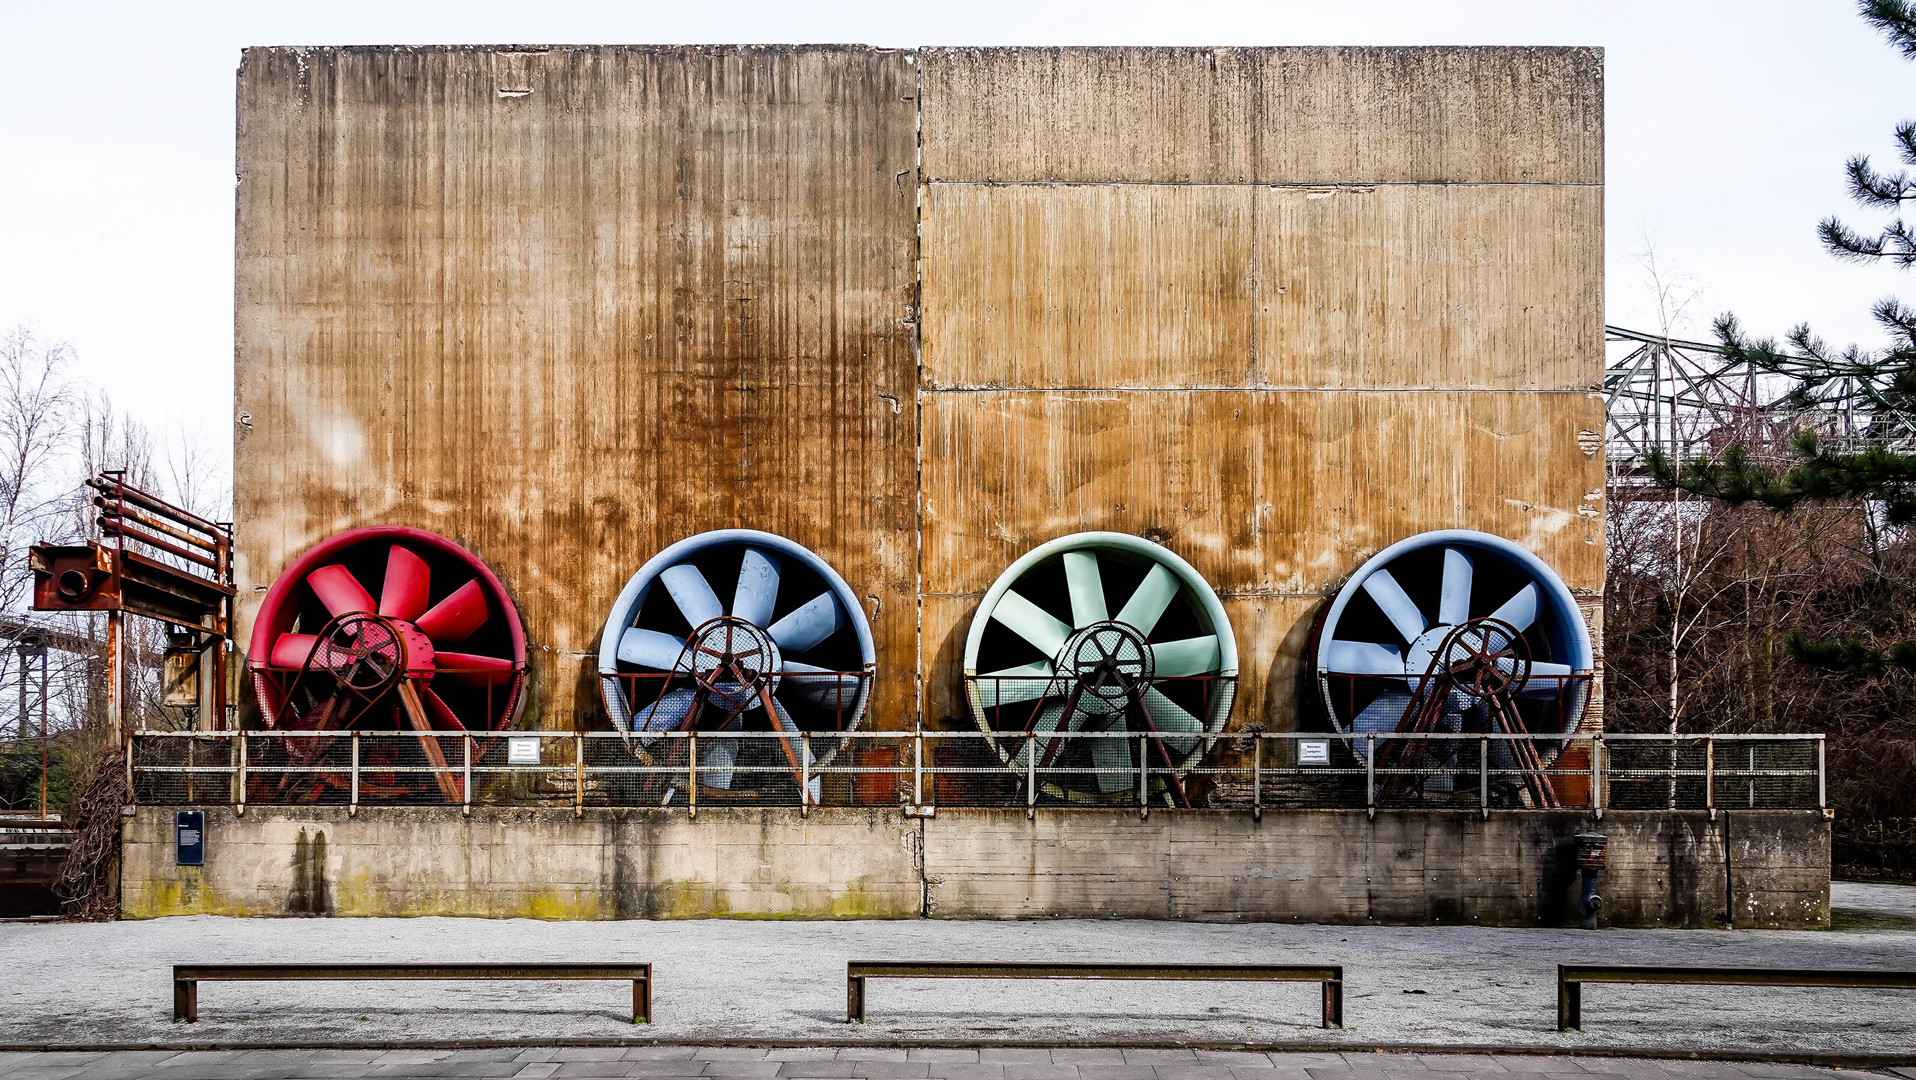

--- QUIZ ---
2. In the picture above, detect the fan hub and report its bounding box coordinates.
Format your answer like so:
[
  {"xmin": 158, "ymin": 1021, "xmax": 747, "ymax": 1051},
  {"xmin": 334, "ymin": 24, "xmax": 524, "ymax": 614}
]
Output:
[
  {"xmin": 1435, "ymin": 619, "xmax": 1528, "ymax": 699},
  {"xmin": 1059, "ymin": 621, "xmax": 1154, "ymax": 717},
  {"xmin": 1402, "ymin": 624, "xmax": 1458, "ymax": 680},
  {"xmin": 688, "ymin": 616, "xmax": 781, "ymax": 711}
]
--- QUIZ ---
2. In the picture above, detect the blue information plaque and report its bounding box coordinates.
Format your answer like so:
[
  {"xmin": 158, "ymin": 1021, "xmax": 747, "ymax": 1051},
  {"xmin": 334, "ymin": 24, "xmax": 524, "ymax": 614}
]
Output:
[{"xmin": 175, "ymin": 809, "xmax": 204, "ymax": 866}]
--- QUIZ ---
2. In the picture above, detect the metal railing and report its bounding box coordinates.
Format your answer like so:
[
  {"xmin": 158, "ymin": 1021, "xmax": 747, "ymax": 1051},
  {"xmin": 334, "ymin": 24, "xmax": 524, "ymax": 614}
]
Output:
[{"xmin": 127, "ymin": 729, "xmax": 1826, "ymax": 814}]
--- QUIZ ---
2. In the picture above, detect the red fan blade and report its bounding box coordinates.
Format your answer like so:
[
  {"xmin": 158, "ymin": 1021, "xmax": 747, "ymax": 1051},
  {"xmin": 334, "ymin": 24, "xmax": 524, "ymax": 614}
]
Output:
[
  {"xmin": 416, "ymin": 579, "xmax": 488, "ymax": 644},
  {"xmin": 378, "ymin": 545, "xmax": 431, "ymax": 622},
  {"xmin": 433, "ymin": 652, "xmax": 515, "ymax": 684},
  {"xmin": 307, "ymin": 564, "xmax": 376, "ymax": 618},
  {"xmin": 422, "ymin": 687, "xmax": 470, "ymax": 732},
  {"xmin": 268, "ymin": 633, "xmax": 354, "ymax": 670}
]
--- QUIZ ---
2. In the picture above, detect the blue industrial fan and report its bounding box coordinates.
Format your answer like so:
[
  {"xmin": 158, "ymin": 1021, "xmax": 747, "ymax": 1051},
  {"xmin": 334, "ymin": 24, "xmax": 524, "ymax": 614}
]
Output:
[{"xmin": 597, "ymin": 530, "xmax": 874, "ymax": 796}]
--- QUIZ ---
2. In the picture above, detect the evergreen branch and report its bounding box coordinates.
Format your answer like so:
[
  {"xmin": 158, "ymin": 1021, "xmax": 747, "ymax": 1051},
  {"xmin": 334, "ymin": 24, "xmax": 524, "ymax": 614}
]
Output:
[
  {"xmin": 1847, "ymin": 152, "xmax": 1916, "ymax": 205},
  {"xmin": 1862, "ymin": 0, "xmax": 1916, "ymax": 59},
  {"xmin": 1822, "ymin": 215, "xmax": 1916, "ymax": 267},
  {"xmin": 1787, "ymin": 630, "xmax": 1916, "ymax": 674}
]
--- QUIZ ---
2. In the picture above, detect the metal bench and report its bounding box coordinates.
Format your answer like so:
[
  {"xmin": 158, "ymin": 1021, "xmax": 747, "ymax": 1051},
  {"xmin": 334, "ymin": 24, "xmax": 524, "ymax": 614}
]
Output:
[
  {"xmin": 1558, "ymin": 964, "xmax": 1916, "ymax": 1030},
  {"xmin": 172, "ymin": 963, "xmax": 651, "ymax": 1023},
  {"xmin": 846, "ymin": 961, "xmax": 1342, "ymax": 1028}
]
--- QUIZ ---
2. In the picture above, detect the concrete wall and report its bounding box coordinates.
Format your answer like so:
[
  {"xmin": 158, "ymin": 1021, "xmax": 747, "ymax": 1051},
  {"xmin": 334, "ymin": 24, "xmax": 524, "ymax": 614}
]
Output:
[
  {"xmin": 234, "ymin": 45, "xmax": 1605, "ymax": 736},
  {"xmin": 123, "ymin": 807, "xmax": 1826, "ymax": 929}
]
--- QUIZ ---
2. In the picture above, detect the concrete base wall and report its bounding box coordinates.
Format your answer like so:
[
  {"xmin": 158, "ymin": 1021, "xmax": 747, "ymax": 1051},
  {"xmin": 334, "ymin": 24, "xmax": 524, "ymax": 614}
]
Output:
[{"xmin": 121, "ymin": 807, "xmax": 1829, "ymax": 928}]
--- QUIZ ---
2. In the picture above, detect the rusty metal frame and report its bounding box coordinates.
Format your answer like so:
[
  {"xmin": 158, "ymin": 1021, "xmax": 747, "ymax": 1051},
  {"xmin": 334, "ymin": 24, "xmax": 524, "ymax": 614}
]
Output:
[
  {"xmin": 172, "ymin": 963, "xmax": 652, "ymax": 1024},
  {"xmin": 845, "ymin": 961, "xmax": 1342, "ymax": 1028},
  {"xmin": 1557, "ymin": 964, "xmax": 1916, "ymax": 1031}
]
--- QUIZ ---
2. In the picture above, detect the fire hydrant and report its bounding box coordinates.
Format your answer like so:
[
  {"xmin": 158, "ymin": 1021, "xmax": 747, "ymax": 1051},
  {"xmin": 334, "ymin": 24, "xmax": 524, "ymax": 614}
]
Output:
[{"xmin": 1574, "ymin": 833, "xmax": 1608, "ymax": 929}]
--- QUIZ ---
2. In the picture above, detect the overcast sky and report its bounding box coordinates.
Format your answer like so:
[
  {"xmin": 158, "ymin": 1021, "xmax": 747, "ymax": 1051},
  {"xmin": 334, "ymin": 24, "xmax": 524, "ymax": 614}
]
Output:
[{"xmin": 4, "ymin": 0, "xmax": 1916, "ymax": 474}]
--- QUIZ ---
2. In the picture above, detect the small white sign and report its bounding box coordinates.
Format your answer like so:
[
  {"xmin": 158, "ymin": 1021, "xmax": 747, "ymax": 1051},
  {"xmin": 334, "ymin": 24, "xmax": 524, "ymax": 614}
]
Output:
[
  {"xmin": 507, "ymin": 737, "xmax": 542, "ymax": 765},
  {"xmin": 1298, "ymin": 740, "xmax": 1332, "ymax": 766}
]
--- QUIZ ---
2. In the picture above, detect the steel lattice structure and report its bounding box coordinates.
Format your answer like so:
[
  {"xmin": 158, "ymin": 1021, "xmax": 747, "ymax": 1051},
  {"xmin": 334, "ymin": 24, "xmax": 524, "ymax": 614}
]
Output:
[{"xmin": 1603, "ymin": 325, "xmax": 1910, "ymax": 493}]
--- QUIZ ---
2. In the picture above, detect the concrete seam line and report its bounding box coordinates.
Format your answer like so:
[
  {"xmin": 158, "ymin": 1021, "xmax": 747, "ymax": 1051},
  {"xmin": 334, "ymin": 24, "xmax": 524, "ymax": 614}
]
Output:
[{"xmin": 0, "ymin": 1041, "xmax": 1909, "ymax": 1066}]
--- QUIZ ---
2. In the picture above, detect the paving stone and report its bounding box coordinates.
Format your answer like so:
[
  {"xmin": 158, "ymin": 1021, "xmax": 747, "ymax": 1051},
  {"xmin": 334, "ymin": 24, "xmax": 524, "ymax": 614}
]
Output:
[
  {"xmin": 906, "ymin": 1052, "xmax": 979, "ymax": 1064},
  {"xmin": 979, "ymin": 1054, "xmax": 1053, "ymax": 1066},
  {"xmin": 779, "ymin": 1064, "xmax": 859, "ymax": 1078},
  {"xmin": 1001, "ymin": 1066, "xmax": 1080, "ymax": 1080},
  {"xmin": 1153, "ymin": 1067, "xmax": 1239, "ymax": 1080},
  {"xmin": 551, "ymin": 1052, "xmax": 632, "ymax": 1064},
  {"xmin": 290, "ymin": 1066, "xmax": 382, "ymax": 1079},
  {"xmin": 703, "ymin": 1063, "xmax": 783, "ymax": 1078},
  {"xmin": 616, "ymin": 1064, "xmax": 711, "ymax": 1078},
  {"xmin": 0, "ymin": 1069, "xmax": 88, "ymax": 1080},
  {"xmin": 1415, "ymin": 1058, "xmax": 1500, "ymax": 1073},
  {"xmin": 1123, "ymin": 1055, "xmax": 1199, "ymax": 1067},
  {"xmin": 1067, "ymin": 1065, "xmax": 1156, "ymax": 1080},
  {"xmin": 622, "ymin": 1051, "xmax": 700, "ymax": 1062},
  {"xmin": 512, "ymin": 1067, "xmax": 561, "ymax": 1080},
  {"xmin": 1049, "ymin": 1053, "xmax": 1125, "ymax": 1066},
  {"xmin": 1225, "ymin": 1068, "xmax": 1315, "ymax": 1080},
  {"xmin": 310, "ymin": 1053, "xmax": 391, "ymax": 1065},
  {"xmin": 845, "ymin": 1064, "xmax": 932, "ymax": 1079},
  {"xmin": 924, "ymin": 1065, "xmax": 1007, "ymax": 1080},
  {"xmin": 764, "ymin": 1052, "xmax": 841, "ymax": 1063},
  {"xmin": 839, "ymin": 1052, "xmax": 910, "ymax": 1064},
  {"xmin": 1192, "ymin": 1055, "xmax": 1271, "ymax": 1068},
  {"xmin": 695, "ymin": 1051, "xmax": 769, "ymax": 1062},
  {"xmin": 374, "ymin": 1052, "xmax": 458, "ymax": 1066}
]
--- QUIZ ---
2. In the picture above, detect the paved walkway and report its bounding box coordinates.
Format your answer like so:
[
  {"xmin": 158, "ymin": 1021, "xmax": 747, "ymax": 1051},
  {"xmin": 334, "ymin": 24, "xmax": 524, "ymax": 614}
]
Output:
[{"xmin": 0, "ymin": 1048, "xmax": 1900, "ymax": 1080}]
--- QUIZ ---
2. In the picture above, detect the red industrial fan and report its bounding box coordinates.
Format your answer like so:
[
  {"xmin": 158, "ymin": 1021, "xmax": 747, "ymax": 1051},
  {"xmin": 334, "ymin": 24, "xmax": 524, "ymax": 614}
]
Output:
[{"xmin": 247, "ymin": 526, "xmax": 527, "ymax": 802}]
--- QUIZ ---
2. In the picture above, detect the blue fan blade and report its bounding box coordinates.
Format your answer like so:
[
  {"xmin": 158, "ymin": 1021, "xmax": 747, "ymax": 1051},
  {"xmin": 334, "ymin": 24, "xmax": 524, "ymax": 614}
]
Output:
[
  {"xmin": 1363, "ymin": 568, "xmax": 1429, "ymax": 644},
  {"xmin": 661, "ymin": 564, "xmax": 724, "ymax": 627},
  {"xmin": 767, "ymin": 591, "xmax": 842, "ymax": 653},
  {"xmin": 618, "ymin": 627, "xmax": 689, "ymax": 671},
  {"xmin": 992, "ymin": 590, "xmax": 1072, "ymax": 657},
  {"xmin": 1489, "ymin": 582, "xmax": 1540, "ymax": 632},
  {"xmin": 1063, "ymin": 550, "xmax": 1108, "ymax": 628},
  {"xmin": 732, "ymin": 547, "xmax": 780, "ymax": 627},
  {"xmin": 1439, "ymin": 548, "xmax": 1474, "ymax": 626}
]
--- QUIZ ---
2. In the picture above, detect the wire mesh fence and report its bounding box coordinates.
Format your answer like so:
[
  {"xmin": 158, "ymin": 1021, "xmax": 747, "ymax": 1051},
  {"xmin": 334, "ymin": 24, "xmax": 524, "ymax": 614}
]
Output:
[{"xmin": 128, "ymin": 730, "xmax": 1825, "ymax": 813}]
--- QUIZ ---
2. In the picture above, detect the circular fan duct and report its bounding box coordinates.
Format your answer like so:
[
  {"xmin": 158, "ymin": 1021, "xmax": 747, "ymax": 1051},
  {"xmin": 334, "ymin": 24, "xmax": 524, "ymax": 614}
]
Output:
[
  {"xmin": 246, "ymin": 526, "xmax": 528, "ymax": 800},
  {"xmin": 1308, "ymin": 529, "xmax": 1593, "ymax": 804},
  {"xmin": 963, "ymin": 532, "xmax": 1237, "ymax": 806},
  {"xmin": 597, "ymin": 530, "xmax": 875, "ymax": 799}
]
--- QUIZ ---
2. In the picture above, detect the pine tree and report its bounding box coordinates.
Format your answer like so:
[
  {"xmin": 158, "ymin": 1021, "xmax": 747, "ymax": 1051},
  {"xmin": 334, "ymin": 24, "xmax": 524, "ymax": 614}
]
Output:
[{"xmin": 1648, "ymin": 0, "xmax": 1916, "ymax": 673}]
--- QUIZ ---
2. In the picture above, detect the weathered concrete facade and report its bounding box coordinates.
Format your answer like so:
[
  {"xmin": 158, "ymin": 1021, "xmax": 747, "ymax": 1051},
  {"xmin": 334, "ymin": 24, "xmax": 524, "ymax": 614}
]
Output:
[
  {"xmin": 123, "ymin": 807, "xmax": 1827, "ymax": 929},
  {"xmin": 234, "ymin": 45, "xmax": 1605, "ymax": 736}
]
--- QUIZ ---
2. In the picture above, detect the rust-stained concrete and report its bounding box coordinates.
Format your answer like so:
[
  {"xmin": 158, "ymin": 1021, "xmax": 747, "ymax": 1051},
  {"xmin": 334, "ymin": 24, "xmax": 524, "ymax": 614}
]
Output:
[
  {"xmin": 234, "ymin": 45, "xmax": 1604, "ymax": 736},
  {"xmin": 122, "ymin": 806, "xmax": 1826, "ymax": 929},
  {"xmin": 234, "ymin": 46, "xmax": 919, "ymax": 730}
]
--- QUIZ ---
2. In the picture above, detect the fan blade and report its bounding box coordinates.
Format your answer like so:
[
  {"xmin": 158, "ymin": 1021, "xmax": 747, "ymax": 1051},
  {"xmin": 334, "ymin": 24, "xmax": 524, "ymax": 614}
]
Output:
[
  {"xmin": 1063, "ymin": 551, "xmax": 1109, "ymax": 628},
  {"xmin": 661, "ymin": 564, "xmax": 724, "ymax": 627},
  {"xmin": 991, "ymin": 590, "xmax": 1071, "ymax": 658},
  {"xmin": 379, "ymin": 546, "xmax": 432, "ymax": 623},
  {"xmin": 732, "ymin": 548, "xmax": 781, "ymax": 626},
  {"xmin": 1150, "ymin": 636, "xmax": 1220, "ymax": 678},
  {"xmin": 1363, "ymin": 568, "xmax": 1428, "ymax": 644},
  {"xmin": 1438, "ymin": 548, "xmax": 1474, "ymax": 627},
  {"xmin": 1489, "ymin": 582, "xmax": 1541, "ymax": 632},
  {"xmin": 416, "ymin": 580, "xmax": 489, "ymax": 644},
  {"xmin": 767, "ymin": 591, "xmax": 844, "ymax": 653},
  {"xmin": 1115, "ymin": 564, "xmax": 1179, "ymax": 635},
  {"xmin": 1010, "ymin": 701, "xmax": 1068, "ymax": 769},
  {"xmin": 781, "ymin": 660, "xmax": 854, "ymax": 710},
  {"xmin": 1518, "ymin": 661, "xmax": 1575, "ymax": 698},
  {"xmin": 1093, "ymin": 733, "xmax": 1134, "ymax": 793},
  {"xmin": 420, "ymin": 687, "xmax": 469, "ymax": 732},
  {"xmin": 1324, "ymin": 639, "xmax": 1408, "ymax": 678},
  {"xmin": 307, "ymin": 564, "xmax": 376, "ymax": 619},
  {"xmin": 1142, "ymin": 687, "xmax": 1203, "ymax": 755},
  {"xmin": 433, "ymin": 652, "xmax": 515, "ymax": 684},
  {"xmin": 618, "ymin": 627, "xmax": 690, "ymax": 671},
  {"xmin": 268, "ymin": 633, "xmax": 348, "ymax": 671},
  {"xmin": 699, "ymin": 714, "xmax": 745, "ymax": 791},
  {"xmin": 974, "ymin": 661, "xmax": 1057, "ymax": 708},
  {"xmin": 634, "ymin": 687, "xmax": 696, "ymax": 739},
  {"xmin": 1353, "ymin": 688, "xmax": 1414, "ymax": 734}
]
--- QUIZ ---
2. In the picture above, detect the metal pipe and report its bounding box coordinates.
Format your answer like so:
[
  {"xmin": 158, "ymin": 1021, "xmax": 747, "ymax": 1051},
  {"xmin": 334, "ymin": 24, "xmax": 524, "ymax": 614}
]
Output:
[
  {"xmin": 1705, "ymin": 737, "xmax": 1715, "ymax": 817},
  {"xmin": 1365, "ymin": 736, "xmax": 1375, "ymax": 820},
  {"xmin": 349, "ymin": 733, "xmax": 359, "ymax": 816},
  {"xmin": 1480, "ymin": 736, "xmax": 1489, "ymax": 818},
  {"xmin": 1252, "ymin": 737, "xmax": 1261, "ymax": 821}
]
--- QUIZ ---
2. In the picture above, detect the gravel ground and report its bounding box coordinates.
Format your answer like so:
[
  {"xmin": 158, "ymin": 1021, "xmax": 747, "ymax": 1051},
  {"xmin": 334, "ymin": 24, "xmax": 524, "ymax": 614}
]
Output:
[{"xmin": 2, "ymin": 889, "xmax": 1914, "ymax": 1058}]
